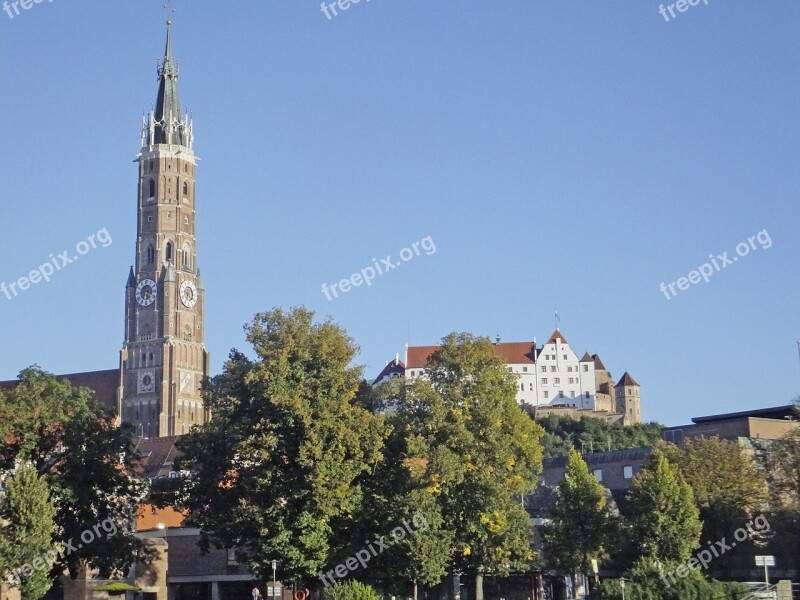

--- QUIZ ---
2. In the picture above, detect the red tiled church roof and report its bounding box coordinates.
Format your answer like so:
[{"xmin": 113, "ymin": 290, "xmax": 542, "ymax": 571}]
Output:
[{"xmin": 0, "ymin": 369, "xmax": 119, "ymax": 413}]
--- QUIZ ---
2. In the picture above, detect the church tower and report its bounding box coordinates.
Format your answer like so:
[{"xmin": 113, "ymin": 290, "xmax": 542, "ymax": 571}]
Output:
[{"xmin": 119, "ymin": 21, "xmax": 209, "ymax": 438}]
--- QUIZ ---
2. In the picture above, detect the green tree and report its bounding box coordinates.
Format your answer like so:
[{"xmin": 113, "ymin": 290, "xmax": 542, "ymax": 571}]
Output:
[
  {"xmin": 175, "ymin": 308, "xmax": 388, "ymax": 584},
  {"xmin": 542, "ymin": 448, "xmax": 616, "ymax": 589},
  {"xmin": 391, "ymin": 333, "xmax": 544, "ymax": 600},
  {"xmin": 662, "ymin": 437, "xmax": 769, "ymax": 550},
  {"xmin": 766, "ymin": 419, "xmax": 800, "ymax": 570},
  {"xmin": 0, "ymin": 464, "xmax": 57, "ymax": 600},
  {"xmin": 626, "ymin": 449, "xmax": 701, "ymax": 565},
  {"xmin": 0, "ymin": 368, "xmax": 146, "ymax": 582},
  {"xmin": 538, "ymin": 415, "xmax": 664, "ymax": 459}
]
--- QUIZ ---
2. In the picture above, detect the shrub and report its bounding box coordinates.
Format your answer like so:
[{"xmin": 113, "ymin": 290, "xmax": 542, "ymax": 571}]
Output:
[{"xmin": 322, "ymin": 581, "xmax": 381, "ymax": 600}]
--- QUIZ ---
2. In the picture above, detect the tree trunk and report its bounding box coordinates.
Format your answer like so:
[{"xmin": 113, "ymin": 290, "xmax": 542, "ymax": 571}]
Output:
[
  {"xmin": 413, "ymin": 580, "xmax": 418, "ymax": 600},
  {"xmin": 474, "ymin": 573, "xmax": 483, "ymax": 600}
]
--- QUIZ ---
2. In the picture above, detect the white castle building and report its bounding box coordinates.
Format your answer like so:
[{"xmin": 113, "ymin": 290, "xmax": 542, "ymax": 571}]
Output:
[{"xmin": 374, "ymin": 329, "xmax": 642, "ymax": 424}]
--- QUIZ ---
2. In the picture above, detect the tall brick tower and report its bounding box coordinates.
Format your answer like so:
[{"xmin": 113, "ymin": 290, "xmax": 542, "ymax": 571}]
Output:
[{"xmin": 119, "ymin": 21, "xmax": 209, "ymax": 438}]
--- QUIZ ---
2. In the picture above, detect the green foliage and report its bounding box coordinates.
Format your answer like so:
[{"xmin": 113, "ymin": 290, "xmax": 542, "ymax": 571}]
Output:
[
  {"xmin": 386, "ymin": 333, "xmax": 544, "ymax": 587},
  {"xmin": 542, "ymin": 448, "xmax": 617, "ymax": 575},
  {"xmin": 0, "ymin": 367, "xmax": 147, "ymax": 581},
  {"xmin": 175, "ymin": 308, "xmax": 388, "ymax": 582},
  {"xmin": 322, "ymin": 580, "xmax": 381, "ymax": 600},
  {"xmin": 662, "ymin": 437, "xmax": 769, "ymax": 547},
  {"xmin": 538, "ymin": 415, "xmax": 663, "ymax": 459},
  {"xmin": 594, "ymin": 561, "xmax": 748, "ymax": 600},
  {"xmin": 0, "ymin": 464, "xmax": 57, "ymax": 600},
  {"xmin": 627, "ymin": 449, "xmax": 701, "ymax": 564}
]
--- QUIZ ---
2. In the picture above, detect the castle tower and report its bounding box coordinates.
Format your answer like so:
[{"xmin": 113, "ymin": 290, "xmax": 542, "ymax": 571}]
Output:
[
  {"xmin": 615, "ymin": 372, "xmax": 641, "ymax": 425},
  {"xmin": 119, "ymin": 21, "xmax": 209, "ymax": 438}
]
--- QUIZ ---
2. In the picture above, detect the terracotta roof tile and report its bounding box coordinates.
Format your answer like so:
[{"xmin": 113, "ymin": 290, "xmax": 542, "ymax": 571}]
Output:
[
  {"xmin": 406, "ymin": 342, "xmax": 536, "ymax": 369},
  {"xmin": 1, "ymin": 369, "xmax": 119, "ymax": 413},
  {"xmin": 592, "ymin": 354, "xmax": 607, "ymax": 371},
  {"xmin": 546, "ymin": 329, "xmax": 568, "ymax": 345},
  {"xmin": 616, "ymin": 372, "xmax": 639, "ymax": 387}
]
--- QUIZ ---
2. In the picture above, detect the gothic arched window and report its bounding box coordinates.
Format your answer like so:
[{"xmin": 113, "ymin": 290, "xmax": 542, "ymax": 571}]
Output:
[
  {"xmin": 147, "ymin": 244, "xmax": 155, "ymax": 265},
  {"xmin": 166, "ymin": 242, "xmax": 173, "ymax": 262},
  {"xmin": 148, "ymin": 179, "xmax": 156, "ymax": 198},
  {"xmin": 182, "ymin": 244, "xmax": 191, "ymax": 270},
  {"xmin": 183, "ymin": 182, "xmax": 189, "ymax": 196}
]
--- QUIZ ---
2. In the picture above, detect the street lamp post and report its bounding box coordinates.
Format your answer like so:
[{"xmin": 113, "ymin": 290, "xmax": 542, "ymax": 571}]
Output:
[
  {"xmin": 272, "ymin": 560, "xmax": 277, "ymax": 598},
  {"xmin": 620, "ymin": 578, "xmax": 625, "ymax": 600}
]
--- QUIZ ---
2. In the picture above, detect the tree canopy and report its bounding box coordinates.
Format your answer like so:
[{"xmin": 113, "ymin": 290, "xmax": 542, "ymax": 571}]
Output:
[
  {"xmin": 0, "ymin": 368, "xmax": 146, "ymax": 585},
  {"xmin": 175, "ymin": 308, "xmax": 388, "ymax": 583}
]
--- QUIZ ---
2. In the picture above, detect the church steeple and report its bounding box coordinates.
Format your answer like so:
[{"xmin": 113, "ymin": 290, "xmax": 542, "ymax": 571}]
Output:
[
  {"xmin": 142, "ymin": 20, "xmax": 193, "ymax": 149},
  {"xmin": 121, "ymin": 21, "xmax": 208, "ymax": 438}
]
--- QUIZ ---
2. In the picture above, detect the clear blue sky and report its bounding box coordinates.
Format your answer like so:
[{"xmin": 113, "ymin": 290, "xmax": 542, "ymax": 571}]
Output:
[{"xmin": 2, "ymin": 1, "xmax": 799, "ymax": 426}]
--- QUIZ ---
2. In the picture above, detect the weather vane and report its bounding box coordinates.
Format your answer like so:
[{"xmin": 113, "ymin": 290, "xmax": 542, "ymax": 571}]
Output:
[{"xmin": 163, "ymin": 0, "xmax": 175, "ymax": 25}]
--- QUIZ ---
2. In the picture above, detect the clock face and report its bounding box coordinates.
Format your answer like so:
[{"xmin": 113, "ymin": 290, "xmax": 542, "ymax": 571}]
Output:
[
  {"xmin": 136, "ymin": 279, "xmax": 158, "ymax": 307},
  {"xmin": 138, "ymin": 370, "xmax": 155, "ymax": 394},
  {"xmin": 180, "ymin": 280, "xmax": 198, "ymax": 308}
]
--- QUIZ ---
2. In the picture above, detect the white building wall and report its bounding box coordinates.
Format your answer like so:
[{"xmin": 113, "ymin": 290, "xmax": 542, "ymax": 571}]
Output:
[{"xmin": 406, "ymin": 338, "xmax": 599, "ymax": 409}]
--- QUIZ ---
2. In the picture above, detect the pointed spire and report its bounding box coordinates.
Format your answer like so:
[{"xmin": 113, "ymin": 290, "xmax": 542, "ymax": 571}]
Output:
[
  {"xmin": 195, "ymin": 269, "xmax": 204, "ymax": 291},
  {"xmin": 126, "ymin": 266, "xmax": 136, "ymax": 288},
  {"xmin": 152, "ymin": 20, "xmax": 186, "ymax": 146}
]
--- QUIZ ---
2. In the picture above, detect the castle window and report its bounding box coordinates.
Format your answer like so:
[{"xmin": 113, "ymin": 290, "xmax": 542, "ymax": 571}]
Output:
[
  {"xmin": 147, "ymin": 245, "xmax": 155, "ymax": 265},
  {"xmin": 148, "ymin": 179, "xmax": 156, "ymax": 198},
  {"xmin": 182, "ymin": 245, "xmax": 191, "ymax": 269},
  {"xmin": 183, "ymin": 182, "xmax": 189, "ymax": 196},
  {"xmin": 166, "ymin": 242, "xmax": 173, "ymax": 262},
  {"xmin": 148, "ymin": 160, "xmax": 154, "ymax": 173}
]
